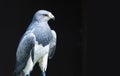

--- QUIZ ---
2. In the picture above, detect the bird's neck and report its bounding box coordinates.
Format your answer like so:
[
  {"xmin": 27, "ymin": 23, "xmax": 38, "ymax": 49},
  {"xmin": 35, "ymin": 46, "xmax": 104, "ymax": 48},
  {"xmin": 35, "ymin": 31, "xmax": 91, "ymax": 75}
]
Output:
[
  {"xmin": 37, "ymin": 21, "xmax": 48, "ymax": 27},
  {"xmin": 32, "ymin": 20, "xmax": 47, "ymax": 25},
  {"xmin": 27, "ymin": 20, "xmax": 49, "ymax": 30},
  {"xmin": 33, "ymin": 19, "xmax": 48, "ymax": 24},
  {"xmin": 32, "ymin": 17, "xmax": 48, "ymax": 23}
]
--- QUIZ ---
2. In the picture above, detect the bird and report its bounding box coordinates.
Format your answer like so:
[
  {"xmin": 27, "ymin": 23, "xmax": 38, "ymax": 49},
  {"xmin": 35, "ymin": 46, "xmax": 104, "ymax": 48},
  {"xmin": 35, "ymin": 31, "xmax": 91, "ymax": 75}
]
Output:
[{"xmin": 13, "ymin": 10, "xmax": 57, "ymax": 76}]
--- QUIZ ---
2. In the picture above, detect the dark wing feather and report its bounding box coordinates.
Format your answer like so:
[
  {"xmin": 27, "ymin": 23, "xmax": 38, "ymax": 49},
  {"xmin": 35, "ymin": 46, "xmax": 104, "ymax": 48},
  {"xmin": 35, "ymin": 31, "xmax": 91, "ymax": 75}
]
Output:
[
  {"xmin": 49, "ymin": 30, "xmax": 57, "ymax": 59},
  {"xmin": 14, "ymin": 32, "xmax": 35, "ymax": 75}
]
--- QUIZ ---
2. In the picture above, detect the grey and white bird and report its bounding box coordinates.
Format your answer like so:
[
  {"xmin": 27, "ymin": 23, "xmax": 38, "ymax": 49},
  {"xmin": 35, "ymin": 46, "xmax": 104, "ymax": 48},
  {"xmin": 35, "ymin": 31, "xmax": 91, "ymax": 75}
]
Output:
[{"xmin": 13, "ymin": 10, "xmax": 57, "ymax": 76}]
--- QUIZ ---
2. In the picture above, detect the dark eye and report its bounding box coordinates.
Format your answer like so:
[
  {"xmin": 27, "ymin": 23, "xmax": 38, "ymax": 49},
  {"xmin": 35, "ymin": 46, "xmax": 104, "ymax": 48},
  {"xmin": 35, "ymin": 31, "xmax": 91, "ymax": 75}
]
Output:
[{"xmin": 43, "ymin": 14, "xmax": 48, "ymax": 16}]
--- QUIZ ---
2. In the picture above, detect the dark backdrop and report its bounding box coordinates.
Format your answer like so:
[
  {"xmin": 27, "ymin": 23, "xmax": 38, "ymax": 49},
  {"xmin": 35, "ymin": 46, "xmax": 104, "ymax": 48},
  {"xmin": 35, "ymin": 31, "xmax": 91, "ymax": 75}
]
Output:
[{"xmin": 0, "ymin": 0, "xmax": 95, "ymax": 76}]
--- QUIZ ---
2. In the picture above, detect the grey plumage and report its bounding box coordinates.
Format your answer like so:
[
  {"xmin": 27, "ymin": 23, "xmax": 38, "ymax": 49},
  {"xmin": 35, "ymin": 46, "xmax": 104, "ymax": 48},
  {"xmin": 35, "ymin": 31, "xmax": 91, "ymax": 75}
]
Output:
[
  {"xmin": 15, "ymin": 33, "xmax": 35, "ymax": 75},
  {"xmin": 49, "ymin": 30, "xmax": 57, "ymax": 59},
  {"xmin": 13, "ymin": 10, "xmax": 56, "ymax": 76}
]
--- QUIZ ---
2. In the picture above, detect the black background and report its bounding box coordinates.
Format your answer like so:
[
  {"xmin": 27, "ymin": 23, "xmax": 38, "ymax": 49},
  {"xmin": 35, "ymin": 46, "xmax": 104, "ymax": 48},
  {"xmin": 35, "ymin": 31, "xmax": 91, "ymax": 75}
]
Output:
[{"xmin": 0, "ymin": 0, "xmax": 95, "ymax": 76}]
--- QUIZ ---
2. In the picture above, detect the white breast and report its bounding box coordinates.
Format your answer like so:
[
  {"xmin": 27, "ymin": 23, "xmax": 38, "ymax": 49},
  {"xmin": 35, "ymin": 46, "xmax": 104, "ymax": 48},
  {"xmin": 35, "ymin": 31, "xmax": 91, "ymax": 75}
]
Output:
[
  {"xmin": 33, "ymin": 41, "xmax": 50, "ymax": 64},
  {"xmin": 23, "ymin": 41, "xmax": 50, "ymax": 75}
]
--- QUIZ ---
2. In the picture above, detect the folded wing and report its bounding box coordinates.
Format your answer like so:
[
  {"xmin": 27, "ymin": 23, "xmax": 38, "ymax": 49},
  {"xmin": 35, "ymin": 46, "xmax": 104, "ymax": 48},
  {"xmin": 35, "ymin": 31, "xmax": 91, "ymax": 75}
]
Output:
[
  {"xmin": 49, "ymin": 30, "xmax": 57, "ymax": 59},
  {"xmin": 14, "ymin": 32, "xmax": 36, "ymax": 75}
]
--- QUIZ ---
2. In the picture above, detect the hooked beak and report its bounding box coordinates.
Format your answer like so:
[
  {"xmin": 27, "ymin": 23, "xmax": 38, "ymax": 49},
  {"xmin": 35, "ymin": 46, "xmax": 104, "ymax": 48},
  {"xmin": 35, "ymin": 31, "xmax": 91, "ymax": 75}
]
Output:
[{"xmin": 49, "ymin": 13, "xmax": 55, "ymax": 20}]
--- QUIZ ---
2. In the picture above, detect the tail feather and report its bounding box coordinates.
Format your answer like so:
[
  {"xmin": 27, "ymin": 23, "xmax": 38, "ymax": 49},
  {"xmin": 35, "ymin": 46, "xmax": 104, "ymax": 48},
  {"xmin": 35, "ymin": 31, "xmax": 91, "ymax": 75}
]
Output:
[{"xmin": 12, "ymin": 71, "xmax": 25, "ymax": 76}]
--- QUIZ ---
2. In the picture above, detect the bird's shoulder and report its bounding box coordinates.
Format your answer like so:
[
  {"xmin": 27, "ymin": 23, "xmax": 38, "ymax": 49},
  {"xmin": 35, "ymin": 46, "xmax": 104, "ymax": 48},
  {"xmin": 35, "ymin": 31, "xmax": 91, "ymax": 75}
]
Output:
[{"xmin": 17, "ymin": 31, "xmax": 36, "ymax": 51}]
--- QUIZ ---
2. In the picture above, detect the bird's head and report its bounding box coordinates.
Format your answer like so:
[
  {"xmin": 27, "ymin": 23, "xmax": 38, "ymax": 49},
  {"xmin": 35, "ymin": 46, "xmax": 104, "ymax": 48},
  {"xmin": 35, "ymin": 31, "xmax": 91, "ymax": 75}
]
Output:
[{"xmin": 33, "ymin": 10, "xmax": 55, "ymax": 22}]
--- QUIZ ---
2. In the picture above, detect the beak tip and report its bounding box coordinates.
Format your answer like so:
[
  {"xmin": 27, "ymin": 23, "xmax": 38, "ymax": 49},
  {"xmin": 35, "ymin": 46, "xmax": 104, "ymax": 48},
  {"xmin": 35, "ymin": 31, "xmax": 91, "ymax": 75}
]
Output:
[
  {"xmin": 51, "ymin": 16, "xmax": 55, "ymax": 20},
  {"xmin": 49, "ymin": 13, "xmax": 55, "ymax": 20},
  {"xmin": 53, "ymin": 17, "xmax": 55, "ymax": 20}
]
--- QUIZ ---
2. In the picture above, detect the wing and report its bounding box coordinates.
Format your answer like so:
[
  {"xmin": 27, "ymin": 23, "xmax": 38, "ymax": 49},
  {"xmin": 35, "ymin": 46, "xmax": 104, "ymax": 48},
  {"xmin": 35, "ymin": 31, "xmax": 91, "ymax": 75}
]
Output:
[
  {"xmin": 14, "ymin": 32, "xmax": 36, "ymax": 75},
  {"xmin": 49, "ymin": 30, "xmax": 57, "ymax": 59}
]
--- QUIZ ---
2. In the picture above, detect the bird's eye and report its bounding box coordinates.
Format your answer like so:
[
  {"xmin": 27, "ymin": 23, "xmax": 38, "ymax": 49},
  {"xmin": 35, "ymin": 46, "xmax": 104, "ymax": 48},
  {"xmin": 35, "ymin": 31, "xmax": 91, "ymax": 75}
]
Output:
[{"xmin": 43, "ymin": 14, "xmax": 48, "ymax": 16}]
